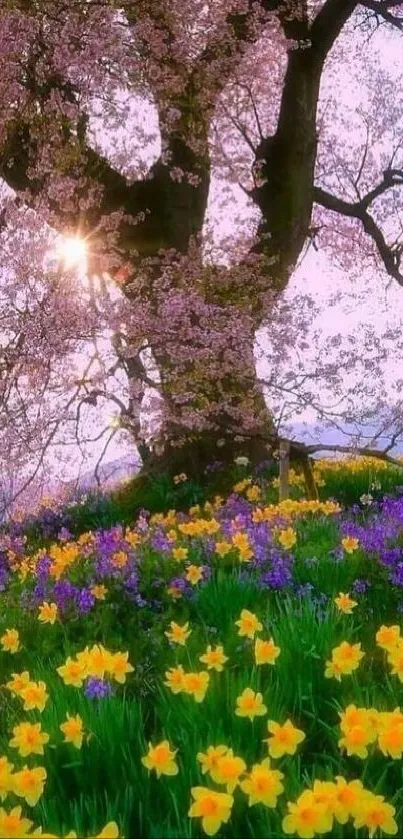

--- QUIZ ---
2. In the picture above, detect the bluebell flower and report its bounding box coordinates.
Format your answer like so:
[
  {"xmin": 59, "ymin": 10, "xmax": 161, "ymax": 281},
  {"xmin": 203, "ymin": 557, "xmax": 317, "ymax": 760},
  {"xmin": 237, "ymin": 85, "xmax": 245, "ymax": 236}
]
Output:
[{"xmin": 84, "ymin": 678, "xmax": 113, "ymax": 699}]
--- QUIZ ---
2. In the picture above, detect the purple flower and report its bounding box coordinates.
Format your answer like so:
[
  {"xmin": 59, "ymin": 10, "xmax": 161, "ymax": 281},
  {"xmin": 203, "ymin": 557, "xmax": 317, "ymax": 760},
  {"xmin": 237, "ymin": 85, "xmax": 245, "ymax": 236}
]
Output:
[
  {"xmin": 151, "ymin": 530, "xmax": 171, "ymax": 553},
  {"xmin": 0, "ymin": 550, "xmax": 10, "ymax": 592},
  {"xmin": 124, "ymin": 570, "xmax": 139, "ymax": 593},
  {"xmin": 76, "ymin": 588, "xmax": 96, "ymax": 614},
  {"xmin": 53, "ymin": 579, "xmax": 79, "ymax": 610},
  {"xmin": 31, "ymin": 581, "xmax": 48, "ymax": 605},
  {"xmin": 261, "ymin": 562, "xmax": 292, "ymax": 589},
  {"xmin": 295, "ymin": 582, "xmax": 315, "ymax": 597},
  {"xmin": 58, "ymin": 527, "xmax": 73, "ymax": 542},
  {"xmin": 390, "ymin": 563, "xmax": 403, "ymax": 587},
  {"xmin": 84, "ymin": 678, "xmax": 113, "ymax": 699},
  {"xmin": 329, "ymin": 547, "xmax": 344, "ymax": 563},
  {"xmin": 352, "ymin": 578, "xmax": 371, "ymax": 594},
  {"xmin": 134, "ymin": 594, "xmax": 148, "ymax": 607},
  {"xmin": 168, "ymin": 576, "xmax": 192, "ymax": 597},
  {"xmin": 36, "ymin": 555, "xmax": 52, "ymax": 580}
]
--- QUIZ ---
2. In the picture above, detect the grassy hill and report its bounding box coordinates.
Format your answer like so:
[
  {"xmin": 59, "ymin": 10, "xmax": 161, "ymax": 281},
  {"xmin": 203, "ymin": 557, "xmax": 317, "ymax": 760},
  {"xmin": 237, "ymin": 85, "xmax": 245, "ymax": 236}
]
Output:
[{"xmin": 0, "ymin": 456, "xmax": 403, "ymax": 837}]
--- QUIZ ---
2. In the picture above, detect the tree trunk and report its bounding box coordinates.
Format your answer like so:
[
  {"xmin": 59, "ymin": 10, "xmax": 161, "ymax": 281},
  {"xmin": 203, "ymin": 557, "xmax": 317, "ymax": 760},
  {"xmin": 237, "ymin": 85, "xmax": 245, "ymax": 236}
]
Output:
[{"xmin": 136, "ymin": 323, "xmax": 277, "ymax": 480}]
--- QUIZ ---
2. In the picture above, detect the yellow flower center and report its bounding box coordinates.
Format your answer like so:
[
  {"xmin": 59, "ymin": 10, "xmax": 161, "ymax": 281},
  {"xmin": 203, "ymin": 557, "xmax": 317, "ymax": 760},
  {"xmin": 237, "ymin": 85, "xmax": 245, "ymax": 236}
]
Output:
[
  {"xmin": 154, "ymin": 747, "xmax": 170, "ymax": 765},
  {"xmin": 369, "ymin": 810, "xmax": 385, "ymax": 826},
  {"xmin": 200, "ymin": 797, "xmax": 219, "ymax": 817},
  {"xmin": 300, "ymin": 807, "xmax": 316, "ymax": 825}
]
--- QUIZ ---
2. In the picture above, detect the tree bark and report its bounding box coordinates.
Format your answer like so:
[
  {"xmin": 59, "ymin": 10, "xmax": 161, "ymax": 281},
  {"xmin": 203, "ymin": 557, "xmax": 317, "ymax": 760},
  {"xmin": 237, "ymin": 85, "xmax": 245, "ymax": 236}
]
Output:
[{"xmin": 143, "ymin": 321, "xmax": 277, "ymax": 479}]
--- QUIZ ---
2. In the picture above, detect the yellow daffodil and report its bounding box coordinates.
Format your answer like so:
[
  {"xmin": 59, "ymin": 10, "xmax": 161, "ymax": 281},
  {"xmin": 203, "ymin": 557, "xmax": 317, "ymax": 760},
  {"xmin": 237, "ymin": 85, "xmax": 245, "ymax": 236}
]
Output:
[
  {"xmin": 0, "ymin": 629, "xmax": 20, "ymax": 654},
  {"xmin": 264, "ymin": 719, "xmax": 305, "ymax": 759},
  {"xmin": 377, "ymin": 717, "xmax": 403, "ymax": 759},
  {"xmin": 197, "ymin": 746, "xmax": 228, "ymax": 775},
  {"xmin": 9, "ymin": 722, "xmax": 49, "ymax": 757},
  {"xmin": 20, "ymin": 681, "xmax": 48, "ymax": 713},
  {"xmin": 141, "ymin": 741, "xmax": 178, "ymax": 778},
  {"xmin": 240, "ymin": 758, "xmax": 284, "ymax": 807},
  {"xmin": 199, "ymin": 646, "xmax": 228, "ymax": 672},
  {"xmin": 108, "ymin": 651, "xmax": 134, "ymax": 684},
  {"xmin": 6, "ymin": 672, "xmax": 30, "ymax": 696},
  {"xmin": 376, "ymin": 625, "xmax": 401, "ymax": 652},
  {"xmin": 38, "ymin": 602, "xmax": 58, "ymax": 625},
  {"xmin": 172, "ymin": 547, "xmax": 188, "ymax": 562},
  {"xmin": 182, "ymin": 671, "xmax": 210, "ymax": 702},
  {"xmin": 185, "ymin": 565, "xmax": 203, "ymax": 585},
  {"xmin": 341, "ymin": 536, "xmax": 359, "ymax": 554},
  {"xmin": 278, "ymin": 528, "xmax": 297, "ymax": 550},
  {"xmin": 334, "ymin": 593, "xmax": 358, "ymax": 614},
  {"xmin": 57, "ymin": 656, "xmax": 87, "ymax": 687},
  {"xmin": 111, "ymin": 551, "xmax": 128, "ymax": 569},
  {"xmin": 338, "ymin": 724, "xmax": 374, "ymax": 759},
  {"xmin": 0, "ymin": 805, "xmax": 33, "ymax": 837},
  {"xmin": 209, "ymin": 749, "xmax": 246, "ymax": 793},
  {"xmin": 87, "ymin": 644, "xmax": 113, "ymax": 678},
  {"xmin": 60, "ymin": 714, "xmax": 84, "ymax": 749},
  {"xmin": 95, "ymin": 824, "xmax": 120, "ymax": 839},
  {"xmin": 235, "ymin": 609, "xmax": 263, "ymax": 639},
  {"xmin": 165, "ymin": 621, "xmax": 192, "ymax": 646},
  {"xmin": 353, "ymin": 793, "xmax": 398, "ymax": 838},
  {"xmin": 188, "ymin": 787, "xmax": 233, "ymax": 837},
  {"xmin": 91, "ymin": 585, "xmax": 108, "ymax": 600},
  {"xmin": 0, "ymin": 757, "xmax": 14, "ymax": 802},
  {"xmin": 164, "ymin": 666, "xmax": 185, "ymax": 694},
  {"xmin": 235, "ymin": 688, "xmax": 267, "ymax": 720},
  {"xmin": 326, "ymin": 641, "xmax": 364, "ymax": 679},
  {"xmin": 214, "ymin": 541, "xmax": 233, "ymax": 557},
  {"xmin": 254, "ymin": 637, "xmax": 280, "ymax": 666},
  {"xmin": 231, "ymin": 532, "xmax": 254, "ymax": 562},
  {"xmin": 12, "ymin": 765, "xmax": 47, "ymax": 807},
  {"xmin": 332, "ymin": 776, "xmax": 366, "ymax": 824},
  {"xmin": 339, "ymin": 705, "xmax": 378, "ymax": 739},
  {"xmin": 387, "ymin": 645, "xmax": 403, "ymax": 681},
  {"xmin": 282, "ymin": 789, "xmax": 333, "ymax": 838}
]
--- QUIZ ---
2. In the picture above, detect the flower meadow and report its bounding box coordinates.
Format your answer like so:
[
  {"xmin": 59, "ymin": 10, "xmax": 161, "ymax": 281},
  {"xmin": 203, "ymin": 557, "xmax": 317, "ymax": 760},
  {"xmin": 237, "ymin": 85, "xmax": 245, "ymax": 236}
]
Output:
[{"xmin": 3, "ymin": 460, "xmax": 403, "ymax": 836}]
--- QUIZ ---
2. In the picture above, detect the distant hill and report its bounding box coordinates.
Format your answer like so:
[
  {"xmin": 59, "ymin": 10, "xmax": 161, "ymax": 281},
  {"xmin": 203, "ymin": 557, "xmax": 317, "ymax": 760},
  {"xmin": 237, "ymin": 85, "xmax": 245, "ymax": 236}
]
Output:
[{"xmin": 64, "ymin": 452, "xmax": 142, "ymax": 494}]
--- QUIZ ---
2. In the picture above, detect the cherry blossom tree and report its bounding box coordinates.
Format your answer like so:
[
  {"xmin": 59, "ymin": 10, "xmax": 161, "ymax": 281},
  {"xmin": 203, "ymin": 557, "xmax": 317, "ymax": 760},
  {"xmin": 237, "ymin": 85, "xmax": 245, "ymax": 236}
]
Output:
[{"xmin": 1, "ymin": 0, "xmax": 403, "ymax": 500}]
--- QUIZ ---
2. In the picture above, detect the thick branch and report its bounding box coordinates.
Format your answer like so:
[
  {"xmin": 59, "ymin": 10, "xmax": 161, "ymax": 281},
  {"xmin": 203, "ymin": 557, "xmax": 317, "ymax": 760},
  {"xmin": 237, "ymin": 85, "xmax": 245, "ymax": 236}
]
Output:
[
  {"xmin": 311, "ymin": 0, "xmax": 359, "ymax": 57},
  {"xmin": 249, "ymin": 0, "xmax": 358, "ymax": 283}
]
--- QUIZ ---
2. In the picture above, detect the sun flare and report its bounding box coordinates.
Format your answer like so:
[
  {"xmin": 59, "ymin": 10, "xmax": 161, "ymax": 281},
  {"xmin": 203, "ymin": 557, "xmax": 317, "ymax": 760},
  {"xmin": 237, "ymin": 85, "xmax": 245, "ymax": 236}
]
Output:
[{"xmin": 56, "ymin": 235, "xmax": 88, "ymax": 270}]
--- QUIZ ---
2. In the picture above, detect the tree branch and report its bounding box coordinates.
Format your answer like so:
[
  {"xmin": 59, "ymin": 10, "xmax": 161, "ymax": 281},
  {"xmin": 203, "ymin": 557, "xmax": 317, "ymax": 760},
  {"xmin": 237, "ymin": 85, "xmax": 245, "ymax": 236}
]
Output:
[
  {"xmin": 293, "ymin": 440, "xmax": 403, "ymax": 469},
  {"xmin": 314, "ymin": 179, "xmax": 403, "ymax": 286},
  {"xmin": 359, "ymin": 0, "xmax": 403, "ymax": 30}
]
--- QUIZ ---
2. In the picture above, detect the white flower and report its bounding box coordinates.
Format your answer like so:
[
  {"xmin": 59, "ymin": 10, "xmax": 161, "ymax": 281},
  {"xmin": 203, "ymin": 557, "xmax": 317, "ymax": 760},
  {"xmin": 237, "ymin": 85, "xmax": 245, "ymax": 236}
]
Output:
[
  {"xmin": 216, "ymin": 439, "xmax": 226, "ymax": 448},
  {"xmin": 360, "ymin": 493, "xmax": 373, "ymax": 506},
  {"xmin": 234, "ymin": 456, "xmax": 250, "ymax": 467}
]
